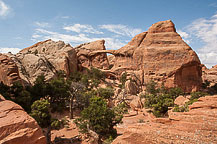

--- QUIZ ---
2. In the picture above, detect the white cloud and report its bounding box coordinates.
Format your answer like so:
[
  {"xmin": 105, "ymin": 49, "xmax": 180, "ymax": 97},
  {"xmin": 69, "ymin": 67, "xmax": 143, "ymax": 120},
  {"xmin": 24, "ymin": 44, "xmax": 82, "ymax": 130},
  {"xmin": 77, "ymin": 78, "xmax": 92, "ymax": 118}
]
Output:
[
  {"xmin": 61, "ymin": 16, "xmax": 70, "ymax": 19},
  {"xmin": 35, "ymin": 22, "xmax": 50, "ymax": 28},
  {"xmin": 99, "ymin": 24, "xmax": 142, "ymax": 37},
  {"xmin": 32, "ymin": 28, "xmax": 127, "ymax": 50},
  {"xmin": 0, "ymin": 0, "xmax": 10, "ymax": 17},
  {"xmin": 0, "ymin": 47, "xmax": 21, "ymax": 54},
  {"xmin": 177, "ymin": 29, "xmax": 190, "ymax": 44},
  {"xmin": 187, "ymin": 13, "xmax": 217, "ymax": 68},
  {"xmin": 63, "ymin": 24, "xmax": 103, "ymax": 34}
]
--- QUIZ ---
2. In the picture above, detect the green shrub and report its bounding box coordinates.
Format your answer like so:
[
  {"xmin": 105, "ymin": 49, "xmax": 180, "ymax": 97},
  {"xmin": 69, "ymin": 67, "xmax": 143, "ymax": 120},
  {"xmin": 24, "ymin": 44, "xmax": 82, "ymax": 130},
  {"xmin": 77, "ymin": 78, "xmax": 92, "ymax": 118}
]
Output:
[
  {"xmin": 97, "ymin": 87, "xmax": 114, "ymax": 99},
  {"xmin": 190, "ymin": 92, "xmax": 207, "ymax": 100},
  {"xmin": 145, "ymin": 80, "xmax": 159, "ymax": 95},
  {"xmin": 30, "ymin": 100, "xmax": 51, "ymax": 128},
  {"xmin": 51, "ymin": 119, "xmax": 62, "ymax": 130},
  {"xmin": 120, "ymin": 72, "xmax": 127, "ymax": 88},
  {"xmin": 144, "ymin": 81, "xmax": 184, "ymax": 117},
  {"xmin": 74, "ymin": 96, "xmax": 122, "ymax": 141},
  {"xmin": 173, "ymin": 105, "xmax": 188, "ymax": 112}
]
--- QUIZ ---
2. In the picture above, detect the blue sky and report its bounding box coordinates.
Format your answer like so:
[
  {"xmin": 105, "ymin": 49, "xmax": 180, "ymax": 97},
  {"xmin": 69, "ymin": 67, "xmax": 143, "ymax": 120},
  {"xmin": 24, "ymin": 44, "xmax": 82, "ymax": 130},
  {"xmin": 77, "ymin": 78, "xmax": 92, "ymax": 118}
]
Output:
[{"xmin": 0, "ymin": 0, "xmax": 217, "ymax": 67}]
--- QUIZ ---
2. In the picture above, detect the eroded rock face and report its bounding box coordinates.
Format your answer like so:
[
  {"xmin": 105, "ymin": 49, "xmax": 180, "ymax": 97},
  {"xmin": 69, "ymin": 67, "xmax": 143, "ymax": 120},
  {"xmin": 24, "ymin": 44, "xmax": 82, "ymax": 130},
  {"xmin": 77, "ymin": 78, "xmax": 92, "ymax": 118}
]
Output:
[
  {"xmin": 202, "ymin": 64, "xmax": 217, "ymax": 85},
  {"xmin": 7, "ymin": 40, "xmax": 77, "ymax": 84},
  {"xmin": 0, "ymin": 95, "xmax": 46, "ymax": 144},
  {"xmin": 75, "ymin": 40, "xmax": 109, "ymax": 70},
  {"xmin": 112, "ymin": 95, "xmax": 217, "ymax": 144},
  {"xmin": 111, "ymin": 20, "xmax": 202, "ymax": 92},
  {"xmin": 0, "ymin": 54, "xmax": 21, "ymax": 85}
]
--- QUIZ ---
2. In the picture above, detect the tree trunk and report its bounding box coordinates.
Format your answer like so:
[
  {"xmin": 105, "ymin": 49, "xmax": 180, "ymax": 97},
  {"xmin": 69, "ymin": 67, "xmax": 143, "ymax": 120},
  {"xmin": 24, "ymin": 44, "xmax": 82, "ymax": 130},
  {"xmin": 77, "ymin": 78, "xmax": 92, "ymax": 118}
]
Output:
[
  {"xmin": 70, "ymin": 96, "xmax": 73, "ymax": 119},
  {"xmin": 46, "ymin": 126, "xmax": 51, "ymax": 144}
]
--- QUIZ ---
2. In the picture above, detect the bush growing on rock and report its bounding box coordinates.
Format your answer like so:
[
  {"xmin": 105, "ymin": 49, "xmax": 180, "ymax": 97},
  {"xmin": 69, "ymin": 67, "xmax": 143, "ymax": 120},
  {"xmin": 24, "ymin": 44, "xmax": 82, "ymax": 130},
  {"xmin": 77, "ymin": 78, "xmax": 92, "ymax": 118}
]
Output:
[
  {"xmin": 144, "ymin": 80, "xmax": 184, "ymax": 117},
  {"xmin": 74, "ymin": 96, "xmax": 122, "ymax": 142},
  {"xmin": 97, "ymin": 87, "xmax": 114, "ymax": 99}
]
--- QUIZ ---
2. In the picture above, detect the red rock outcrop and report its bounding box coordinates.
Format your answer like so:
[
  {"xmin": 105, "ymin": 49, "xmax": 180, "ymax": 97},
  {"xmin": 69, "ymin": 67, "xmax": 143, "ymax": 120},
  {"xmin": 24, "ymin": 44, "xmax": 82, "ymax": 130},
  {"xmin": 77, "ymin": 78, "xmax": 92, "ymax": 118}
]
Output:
[
  {"xmin": 112, "ymin": 95, "xmax": 217, "ymax": 144},
  {"xmin": 110, "ymin": 20, "xmax": 202, "ymax": 92},
  {"xmin": 0, "ymin": 54, "xmax": 21, "ymax": 85},
  {"xmin": 7, "ymin": 39, "xmax": 77, "ymax": 84},
  {"xmin": 75, "ymin": 40, "xmax": 109, "ymax": 70},
  {"xmin": 202, "ymin": 64, "xmax": 217, "ymax": 85},
  {"xmin": 0, "ymin": 95, "xmax": 46, "ymax": 144}
]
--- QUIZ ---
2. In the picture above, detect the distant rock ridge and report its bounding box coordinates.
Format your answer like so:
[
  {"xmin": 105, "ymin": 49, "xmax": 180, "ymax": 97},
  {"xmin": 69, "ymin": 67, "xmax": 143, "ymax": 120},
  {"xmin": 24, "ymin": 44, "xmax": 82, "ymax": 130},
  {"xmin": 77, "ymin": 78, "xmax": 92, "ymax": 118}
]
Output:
[
  {"xmin": 1, "ymin": 20, "xmax": 202, "ymax": 92},
  {"xmin": 0, "ymin": 94, "xmax": 46, "ymax": 144}
]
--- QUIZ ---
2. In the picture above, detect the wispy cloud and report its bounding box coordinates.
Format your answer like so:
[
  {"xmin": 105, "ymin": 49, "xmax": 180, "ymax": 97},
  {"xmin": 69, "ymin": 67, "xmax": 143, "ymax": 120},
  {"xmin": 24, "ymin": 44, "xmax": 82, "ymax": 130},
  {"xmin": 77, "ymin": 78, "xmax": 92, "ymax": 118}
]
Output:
[
  {"xmin": 61, "ymin": 16, "xmax": 70, "ymax": 19},
  {"xmin": 32, "ymin": 23, "xmax": 144, "ymax": 50},
  {"xmin": 32, "ymin": 28, "xmax": 126, "ymax": 50},
  {"xmin": 187, "ymin": 13, "xmax": 217, "ymax": 68},
  {"xmin": 35, "ymin": 22, "xmax": 50, "ymax": 28},
  {"xmin": 0, "ymin": 0, "xmax": 10, "ymax": 17},
  {"xmin": 177, "ymin": 29, "xmax": 190, "ymax": 44},
  {"xmin": 0, "ymin": 47, "xmax": 21, "ymax": 54},
  {"xmin": 99, "ymin": 24, "xmax": 142, "ymax": 37},
  {"xmin": 63, "ymin": 24, "xmax": 103, "ymax": 34}
]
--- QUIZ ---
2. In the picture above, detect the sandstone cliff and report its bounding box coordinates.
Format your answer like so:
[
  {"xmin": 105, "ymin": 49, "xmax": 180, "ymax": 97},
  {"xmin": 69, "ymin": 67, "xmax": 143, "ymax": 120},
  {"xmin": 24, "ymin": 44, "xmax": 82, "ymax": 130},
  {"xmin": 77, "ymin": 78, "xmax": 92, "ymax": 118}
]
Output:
[
  {"xmin": 109, "ymin": 20, "xmax": 202, "ymax": 92},
  {"xmin": 0, "ymin": 54, "xmax": 21, "ymax": 85},
  {"xmin": 0, "ymin": 95, "xmax": 46, "ymax": 144}
]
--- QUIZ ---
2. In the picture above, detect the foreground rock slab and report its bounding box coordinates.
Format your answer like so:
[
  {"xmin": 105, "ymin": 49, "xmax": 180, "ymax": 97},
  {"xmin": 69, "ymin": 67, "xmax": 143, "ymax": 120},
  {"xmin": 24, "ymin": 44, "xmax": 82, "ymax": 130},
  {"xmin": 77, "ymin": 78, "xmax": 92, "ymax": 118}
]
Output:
[
  {"xmin": 113, "ymin": 95, "xmax": 217, "ymax": 144},
  {"xmin": 0, "ymin": 95, "xmax": 46, "ymax": 144}
]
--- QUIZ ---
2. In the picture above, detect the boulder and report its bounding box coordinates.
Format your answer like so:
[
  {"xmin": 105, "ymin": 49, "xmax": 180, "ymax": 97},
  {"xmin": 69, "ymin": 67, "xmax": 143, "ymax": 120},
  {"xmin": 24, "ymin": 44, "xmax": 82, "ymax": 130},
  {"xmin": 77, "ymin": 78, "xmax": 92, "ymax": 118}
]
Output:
[
  {"xmin": 7, "ymin": 40, "xmax": 77, "ymax": 85},
  {"xmin": 125, "ymin": 80, "xmax": 138, "ymax": 95},
  {"xmin": 75, "ymin": 40, "xmax": 109, "ymax": 70},
  {"xmin": 110, "ymin": 20, "xmax": 202, "ymax": 92},
  {"xmin": 174, "ymin": 96, "xmax": 189, "ymax": 106},
  {"xmin": 0, "ymin": 54, "xmax": 21, "ymax": 85},
  {"xmin": 0, "ymin": 95, "xmax": 46, "ymax": 144}
]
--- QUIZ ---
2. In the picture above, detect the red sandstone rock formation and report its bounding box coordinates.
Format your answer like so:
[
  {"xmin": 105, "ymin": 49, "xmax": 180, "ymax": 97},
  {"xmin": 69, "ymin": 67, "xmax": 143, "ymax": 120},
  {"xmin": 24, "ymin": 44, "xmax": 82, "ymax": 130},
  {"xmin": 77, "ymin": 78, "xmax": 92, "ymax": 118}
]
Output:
[
  {"xmin": 0, "ymin": 54, "xmax": 21, "ymax": 85},
  {"xmin": 110, "ymin": 20, "xmax": 202, "ymax": 92},
  {"xmin": 0, "ymin": 95, "xmax": 46, "ymax": 144},
  {"xmin": 202, "ymin": 64, "xmax": 217, "ymax": 85},
  {"xmin": 75, "ymin": 40, "xmax": 109, "ymax": 70},
  {"xmin": 112, "ymin": 95, "xmax": 217, "ymax": 144}
]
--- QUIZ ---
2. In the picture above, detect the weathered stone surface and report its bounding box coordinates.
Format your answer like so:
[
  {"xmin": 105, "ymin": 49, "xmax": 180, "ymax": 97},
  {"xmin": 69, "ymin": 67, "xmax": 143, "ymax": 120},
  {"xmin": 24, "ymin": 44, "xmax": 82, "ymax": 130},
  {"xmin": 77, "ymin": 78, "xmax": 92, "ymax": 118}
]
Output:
[
  {"xmin": 174, "ymin": 96, "xmax": 189, "ymax": 106},
  {"xmin": 109, "ymin": 20, "xmax": 202, "ymax": 92},
  {"xmin": 125, "ymin": 80, "xmax": 138, "ymax": 95},
  {"xmin": 75, "ymin": 40, "xmax": 109, "ymax": 70},
  {"xmin": 113, "ymin": 95, "xmax": 217, "ymax": 144},
  {"xmin": 0, "ymin": 54, "xmax": 21, "ymax": 85},
  {"xmin": 7, "ymin": 40, "xmax": 77, "ymax": 84},
  {"xmin": 202, "ymin": 64, "xmax": 217, "ymax": 85},
  {"xmin": 0, "ymin": 95, "xmax": 46, "ymax": 144}
]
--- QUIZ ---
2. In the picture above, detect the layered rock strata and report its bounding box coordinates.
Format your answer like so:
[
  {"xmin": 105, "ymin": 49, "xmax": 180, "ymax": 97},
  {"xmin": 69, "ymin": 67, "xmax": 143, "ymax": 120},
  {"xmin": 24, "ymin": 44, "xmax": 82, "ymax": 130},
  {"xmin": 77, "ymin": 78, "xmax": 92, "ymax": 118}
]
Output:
[{"xmin": 112, "ymin": 95, "xmax": 217, "ymax": 144}]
